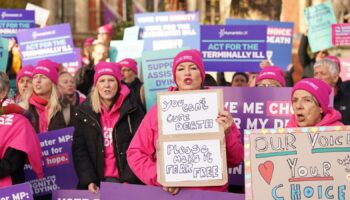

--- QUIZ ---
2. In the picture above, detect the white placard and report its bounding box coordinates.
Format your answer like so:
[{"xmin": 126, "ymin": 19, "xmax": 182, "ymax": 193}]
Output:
[
  {"xmin": 110, "ymin": 40, "xmax": 144, "ymax": 62},
  {"xmin": 123, "ymin": 26, "xmax": 140, "ymax": 41},
  {"xmin": 158, "ymin": 91, "xmax": 220, "ymax": 135},
  {"xmin": 26, "ymin": 3, "xmax": 50, "ymax": 27},
  {"xmin": 162, "ymin": 139, "xmax": 223, "ymax": 182}
]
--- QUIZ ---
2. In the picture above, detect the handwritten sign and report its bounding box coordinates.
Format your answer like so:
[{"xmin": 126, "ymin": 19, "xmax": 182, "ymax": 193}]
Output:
[
  {"xmin": 304, "ymin": 1, "xmax": 336, "ymax": 52},
  {"xmin": 244, "ymin": 126, "xmax": 350, "ymax": 200},
  {"xmin": 25, "ymin": 127, "xmax": 77, "ymax": 197},
  {"xmin": 158, "ymin": 90, "xmax": 223, "ymax": 135},
  {"xmin": 157, "ymin": 137, "xmax": 226, "ymax": 186},
  {"xmin": 200, "ymin": 25, "xmax": 267, "ymax": 72},
  {"xmin": 332, "ymin": 23, "xmax": 350, "ymax": 46},
  {"xmin": 0, "ymin": 183, "xmax": 33, "ymax": 200}
]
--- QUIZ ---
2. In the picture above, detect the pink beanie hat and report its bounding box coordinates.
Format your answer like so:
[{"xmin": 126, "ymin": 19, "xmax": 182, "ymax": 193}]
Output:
[
  {"xmin": 172, "ymin": 49, "xmax": 205, "ymax": 85},
  {"xmin": 93, "ymin": 61, "xmax": 122, "ymax": 86},
  {"xmin": 16, "ymin": 65, "xmax": 34, "ymax": 86},
  {"xmin": 98, "ymin": 24, "xmax": 113, "ymax": 36},
  {"xmin": 33, "ymin": 60, "xmax": 59, "ymax": 85},
  {"xmin": 255, "ymin": 66, "xmax": 286, "ymax": 87},
  {"xmin": 84, "ymin": 37, "xmax": 95, "ymax": 47},
  {"xmin": 292, "ymin": 78, "xmax": 332, "ymax": 113},
  {"xmin": 119, "ymin": 58, "xmax": 138, "ymax": 75},
  {"xmin": 324, "ymin": 56, "xmax": 341, "ymax": 72}
]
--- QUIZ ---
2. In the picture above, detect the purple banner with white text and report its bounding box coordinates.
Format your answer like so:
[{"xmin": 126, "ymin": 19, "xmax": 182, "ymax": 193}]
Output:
[
  {"xmin": 0, "ymin": 183, "xmax": 33, "ymax": 200},
  {"xmin": 52, "ymin": 190, "xmax": 99, "ymax": 200},
  {"xmin": 17, "ymin": 23, "xmax": 75, "ymax": 65},
  {"xmin": 0, "ymin": 9, "xmax": 35, "ymax": 38},
  {"xmin": 25, "ymin": 127, "xmax": 77, "ymax": 197}
]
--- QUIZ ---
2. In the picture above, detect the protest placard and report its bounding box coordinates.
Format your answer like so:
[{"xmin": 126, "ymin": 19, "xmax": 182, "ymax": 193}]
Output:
[
  {"xmin": 304, "ymin": 1, "xmax": 336, "ymax": 52},
  {"xmin": 226, "ymin": 19, "xmax": 293, "ymax": 70},
  {"xmin": 0, "ymin": 183, "xmax": 33, "ymax": 200},
  {"xmin": 52, "ymin": 190, "xmax": 99, "ymax": 200},
  {"xmin": 17, "ymin": 23, "xmax": 75, "ymax": 66},
  {"xmin": 110, "ymin": 40, "xmax": 144, "ymax": 62},
  {"xmin": 244, "ymin": 126, "xmax": 350, "ymax": 200},
  {"xmin": 135, "ymin": 11, "xmax": 200, "ymax": 51},
  {"xmin": 25, "ymin": 127, "xmax": 77, "ymax": 197},
  {"xmin": 157, "ymin": 89, "xmax": 223, "ymax": 135},
  {"xmin": 100, "ymin": 182, "xmax": 244, "ymax": 200},
  {"xmin": 200, "ymin": 25, "xmax": 267, "ymax": 72},
  {"xmin": 61, "ymin": 48, "xmax": 82, "ymax": 76},
  {"xmin": 332, "ymin": 23, "xmax": 350, "ymax": 46},
  {"xmin": 123, "ymin": 26, "xmax": 140, "ymax": 41},
  {"xmin": 0, "ymin": 38, "xmax": 9, "ymax": 72},
  {"xmin": 142, "ymin": 48, "xmax": 186, "ymax": 110},
  {"xmin": 25, "ymin": 3, "xmax": 50, "ymax": 27},
  {"xmin": 339, "ymin": 58, "xmax": 350, "ymax": 82},
  {"xmin": 0, "ymin": 9, "xmax": 35, "ymax": 38}
]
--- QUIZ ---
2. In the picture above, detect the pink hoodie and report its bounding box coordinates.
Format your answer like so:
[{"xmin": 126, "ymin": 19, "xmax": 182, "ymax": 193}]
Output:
[
  {"xmin": 0, "ymin": 114, "xmax": 43, "ymax": 187},
  {"xmin": 287, "ymin": 108, "xmax": 344, "ymax": 127},
  {"xmin": 127, "ymin": 89, "xmax": 243, "ymax": 192},
  {"xmin": 100, "ymin": 84, "xmax": 129, "ymax": 178}
]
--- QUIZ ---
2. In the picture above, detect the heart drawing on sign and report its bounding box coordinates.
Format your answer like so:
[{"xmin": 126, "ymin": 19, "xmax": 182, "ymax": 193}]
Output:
[{"xmin": 258, "ymin": 161, "xmax": 274, "ymax": 184}]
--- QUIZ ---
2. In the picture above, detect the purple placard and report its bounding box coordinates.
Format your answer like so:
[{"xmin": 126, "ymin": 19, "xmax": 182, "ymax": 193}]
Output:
[
  {"xmin": 52, "ymin": 190, "xmax": 99, "ymax": 200},
  {"xmin": 100, "ymin": 182, "xmax": 244, "ymax": 200},
  {"xmin": 0, "ymin": 9, "xmax": 35, "ymax": 38},
  {"xmin": 17, "ymin": 23, "xmax": 75, "ymax": 66},
  {"xmin": 0, "ymin": 183, "xmax": 33, "ymax": 200},
  {"xmin": 332, "ymin": 23, "xmax": 350, "ymax": 46},
  {"xmin": 62, "ymin": 48, "xmax": 82, "ymax": 76},
  {"xmin": 24, "ymin": 127, "xmax": 78, "ymax": 197},
  {"xmin": 200, "ymin": 25, "xmax": 267, "ymax": 72}
]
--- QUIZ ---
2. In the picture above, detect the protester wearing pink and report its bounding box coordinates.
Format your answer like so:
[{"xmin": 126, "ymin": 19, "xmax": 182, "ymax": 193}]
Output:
[
  {"xmin": 72, "ymin": 62, "xmax": 145, "ymax": 193},
  {"xmin": 127, "ymin": 49, "xmax": 244, "ymax": 194},
  {"xmin": 0, "ymin": 113, "xmax": 43, "ymax": 187},
  {"xmin": 255, "ymin": 66, "xmax": 286, "ymax": 87},
  {"xmin": 287, "ymin": 78, "xmax": 343, "ymax": 127},
  {"xmin": 15, "ymin": 65, "xmax": 34, "ymax": 103}
]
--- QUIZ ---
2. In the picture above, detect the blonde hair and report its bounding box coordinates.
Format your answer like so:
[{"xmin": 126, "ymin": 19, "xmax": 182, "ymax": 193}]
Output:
[
  {"xmin": 19, "ymin": 82, "xmax": 62, "ymax": 123},
  {"xmin": 90, "ymin": 87, "xmax": 102, "ymax": 113}
]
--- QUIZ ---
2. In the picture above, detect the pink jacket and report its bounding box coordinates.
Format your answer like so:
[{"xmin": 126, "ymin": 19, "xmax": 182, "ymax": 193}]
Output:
[
  {"xmin": 127, "ymin": 104, "xmax": 243, "ymax": 192},
  {"xmin": 0, "ymin": 114, "xmax": 43, "ymax": 187},
  {"xmin": 287, "ymin": 108, "xmax": 344, "ymax": 127}
]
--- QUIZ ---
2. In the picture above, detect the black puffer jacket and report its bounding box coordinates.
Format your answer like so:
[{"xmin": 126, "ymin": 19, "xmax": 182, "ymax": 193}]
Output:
[{"xmin": 72, "ymin": 95, "xmax": 145, "ymax": 189}]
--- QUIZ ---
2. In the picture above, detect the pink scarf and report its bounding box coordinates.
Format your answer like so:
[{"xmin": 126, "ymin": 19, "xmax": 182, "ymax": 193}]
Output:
[{"xmin": 29, "ymin": 94, "xmax": 49, "ymax": 133}]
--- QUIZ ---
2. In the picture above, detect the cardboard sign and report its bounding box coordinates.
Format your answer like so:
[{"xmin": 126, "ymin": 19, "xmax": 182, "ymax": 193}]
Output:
[
  {"xmin": 157, "ymin": 136, "xmax": 227, "ymax": 187},
  {"xmin": 226, "ymin": 19, "xmax": 294, "ymax": 70},
  {"xmin": 52, "ymin": 190, "xmax": 99, "ymax": 200},
  {"xmin": 110, "ymin": 40, "xmax": 144, "ymax": 62},
  {"xmin": 200, "ymin": 25, "xmax": 267, "ymax": 72},
  {"xmin": 135, "ymin": 11, "xmax": 200, "ymax": 51},
  {"xmin": 25, "ymin": 3, "xmax": 50, "ymax": 27},
  {"xmin": 0, "ymin": 9, "xmax": 35, "ymax": 38},
  {"xmin": 244, "ymin": 126, "xmax": 350, "ymax": 200},
  {"xmin": 25, "ymin": 127, "xmax": 78, "ymax": 197},
  {"xmin": 142, "ymin": 48, "xmax": 185, "ymax": 110},
  {"xmin": 99, "ymin": 182, "xmax": 244, "ymax": 200},
  {"xmin": 0, "ymin": 38, "xmax": 9, "ymax": 72},
  {"xmin": 0, "ymin": 183, "xmax": 33, "ymax": 200},
  {"xmin": 17, "ymin": 23, "xmax": 75, "ymax": 65},
  {"xmin": 157, "ymin": 89, "xmax": 223, "ymax": 135},
  {"xmin": 332, "ymin": 23, "xmax": 350, "ymax": 46},
  {"xmin": 304, "ymin": 1, "xmax": 336, "ymax": 52}
]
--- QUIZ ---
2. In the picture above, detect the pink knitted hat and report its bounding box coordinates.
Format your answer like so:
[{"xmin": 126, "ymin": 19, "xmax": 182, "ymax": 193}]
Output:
[
  {"xmin": 93, "ymin": 61, "xmax": 122, "ymax": 86},
  {"xmin": 16, "ymin": 65, "xmax": 34, "ymax": 86},
  {"xmin": 172, "ymin": 49, "xmax": 205, "ymax": 85},
  {"xmin": 119, "ymin": 58, "xmax": 138, "ymax": 75},
  {"xmin": 255, "ymin": 66, "xmax": 286, "ymax": 87},
  {"xmin": 98, "ymin": 24, "xmax": 113, "ymax": 36},
  {"xmin": 33, "ymin": 60, "xmax": 60, "ymax": 85},
  {"xmin": 291, "ymin": 78, "xmax": 332, "ymax": 113}
]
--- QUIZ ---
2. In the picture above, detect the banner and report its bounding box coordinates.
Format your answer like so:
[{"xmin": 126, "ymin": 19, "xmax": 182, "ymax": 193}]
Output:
[
  {"xmin": 25, "ymin": 3, "xmax": 50, "ymax": 27},
  {"xmin": 244, "ymin": 126, "xmax": 350, "ymax": 200},
  {"xmin": 25, "ymin": 127, "xmax": 78, "ymax": 197},
  {"xmin": 332, "ymin": 23, "xmax": 350, "ymax": 46},
  {"xmin": 135, "ymin": 11, "xmax": 200, "ymax": 51},
  {"xmin": 200, "ymin": 25, "xmax": 267, "ymax": 72},
  {"xmin": 17, "ymin": 23, "xmax": 75, "ymax": 66},
  {"xmin": 62, "ymin": 48, "xmax": 82, "ymax": 76},
  {"xmin": 52, "ymin": 190, "xmax": 99, "ymax": 200},
  {"xmin": 100, "ymin": 182, "xmax": 244, "ymax": 200},
  {"xmin": 0, "ymin": 183, "xmax": 33, "ymax": 200},
  {"xmin": 226, "ymin": 19, "xmax": 293, "ymax": 70},
  {"xmin": 123, "ymin": 26, "xmax": 140, "ymax": 41},
  {"xmin": 142, "ymin": 48, "xmax": 185, "ymax": 110},
  {"xmin": 0, "ymin": 38, "xmax": 9, "ymax": 72},
  {"xmin": 304, "ymin": 1, "xmax": 336, "ymax": 52},
  {"xmin": 110, "ymin": 40, "xmax": 144, "ymax": 62},
  {"xmin": 0, "ymin": 9, "xmax": 35, "ymax": 38}
]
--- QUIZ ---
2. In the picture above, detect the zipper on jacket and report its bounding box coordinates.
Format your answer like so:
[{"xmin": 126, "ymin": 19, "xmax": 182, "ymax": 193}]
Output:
[{"xmin": 127, "ymin": 115, "xmax": 132, "ymax": 134}]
